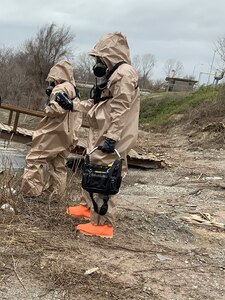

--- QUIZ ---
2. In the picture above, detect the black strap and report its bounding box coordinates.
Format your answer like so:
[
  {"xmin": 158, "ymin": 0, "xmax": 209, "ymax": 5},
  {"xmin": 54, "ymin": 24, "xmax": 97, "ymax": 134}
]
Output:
[
  {"xmin": 106, "ymin": 61, "xmax": 127, "ymax": 80},
  {"xmin": 89, "ymin": 192, "xmax": 109, "ymax": 216},
  {"xmin": 94, "ymin": 96, "xmax": 113, "ymax": 104}
]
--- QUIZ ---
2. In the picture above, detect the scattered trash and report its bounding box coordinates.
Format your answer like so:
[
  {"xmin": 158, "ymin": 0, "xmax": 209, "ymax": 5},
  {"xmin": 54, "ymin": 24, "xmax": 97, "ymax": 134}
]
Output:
[
  {"xmin": 176, "ymin": 212, "xmax": 225, "ymax": 230},
  {"xmin": 174, "ymin": 210, "xmax": 182, "ymax": 215},
  {"xmin": 204, "ymin": 176, "xmax": 223, "ymax": 180},
  {"xmin": 0, "ymin": 203, "xmax": 14, "ymax": 212},
  {"xmin": 156, "ymin": 254, "xmax": 172, "ymax": 261},
  {"xmin": 189, "ymin": 189, "xmax": 201, "ymax": 196},
  {"xmin": 200, "ymin": 213, "xmax": 212, "ymax": 221},
  {"xmin": 1, "ymin": 186, "xmax": 17, "ymax": 194},
  {"xmin": 84, "ymin": 267, "xmax": 99, "ymax": 276},
  {"xmin": 143, "ymin": 286, "xmax": 153, "ymax": 295},
  {"xmin": 202, "ymin": 122, "xmax": 225, "ymax": 132}
]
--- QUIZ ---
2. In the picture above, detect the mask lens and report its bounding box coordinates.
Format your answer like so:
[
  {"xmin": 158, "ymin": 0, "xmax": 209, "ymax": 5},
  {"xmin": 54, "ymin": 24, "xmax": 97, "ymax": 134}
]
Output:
[
  {"xmin": 93, "ymin": 62, "xmax": 107, "ymax": 77},
  {"xmin": 46, "ymin": 86, "xmax": 53, "ymax": 97}
]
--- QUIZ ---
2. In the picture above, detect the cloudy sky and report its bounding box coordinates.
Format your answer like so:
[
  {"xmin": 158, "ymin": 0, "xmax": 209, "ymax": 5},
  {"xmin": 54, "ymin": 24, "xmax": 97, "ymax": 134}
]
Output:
[{"xmin": 0, "ymin": 0, "xmax": 225, "ymax": 83}]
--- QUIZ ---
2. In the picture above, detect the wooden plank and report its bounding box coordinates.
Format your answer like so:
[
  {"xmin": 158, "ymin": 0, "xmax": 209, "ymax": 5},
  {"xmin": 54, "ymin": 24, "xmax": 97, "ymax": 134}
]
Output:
[
  {"xmin": 0, "ymin": 103, "xmax": 45, "ymax": 118},
  {"xmin": 0, "ymin": 103, "xmax": 89, "ymax": 128}
]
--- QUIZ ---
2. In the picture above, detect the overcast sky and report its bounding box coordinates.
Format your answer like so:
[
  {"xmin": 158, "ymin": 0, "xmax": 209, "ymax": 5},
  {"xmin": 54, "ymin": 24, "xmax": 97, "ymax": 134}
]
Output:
[{"xmin": 0, "ymin": 0, "xmax": 225, "ymax": 83}]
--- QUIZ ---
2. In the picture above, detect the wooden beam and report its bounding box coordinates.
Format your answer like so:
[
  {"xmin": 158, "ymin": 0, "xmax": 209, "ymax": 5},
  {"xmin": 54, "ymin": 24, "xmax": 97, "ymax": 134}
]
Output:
[
  {"xmin": 0, "ymin": 103, "xmax": 89, "ymax": 128},
  {"xmin": 0, "ymin": 103, "xmax": 45, "ymax": 118},
  {"xmin": 13, "ymin": 112, "xmax": 20, "ymax": 132},
  {"xmin": 8, "ymin": 110, "xmax": 13, "ymax": 126}
]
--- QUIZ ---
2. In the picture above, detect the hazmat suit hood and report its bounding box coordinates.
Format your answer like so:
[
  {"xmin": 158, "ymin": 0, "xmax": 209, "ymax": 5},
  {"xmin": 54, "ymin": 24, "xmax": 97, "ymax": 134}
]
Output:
[
  {"xmin": 89, "ymin": 32, "xmax": 131, "ymax": 70},
  {"xmin": 46, "ymin": 60, "xmax": 75, "ymax": 85}
]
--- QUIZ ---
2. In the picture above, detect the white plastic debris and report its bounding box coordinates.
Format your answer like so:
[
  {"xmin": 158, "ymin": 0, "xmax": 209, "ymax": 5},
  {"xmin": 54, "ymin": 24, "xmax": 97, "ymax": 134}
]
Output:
[
  {"xmin": 0, "ymin": 203, "xmax": 14, "ymax": 212},
  {"xmin": 1, "ymin": 186, "xmax": 16, "ymax": 194},
  {"xmin": 84, "ymin": 267, "xmax": 99, "ymax": 276},
  {"xmin": 156, "ymin": 254, "xmax": 172, "ymax": 261},
  {"xmin": 205, "ymin": 176, "xmax": 222, "ymax": 180},
  {"xmin": 11, "ymin": 188, "xmax": 16, "ymax": 194}
]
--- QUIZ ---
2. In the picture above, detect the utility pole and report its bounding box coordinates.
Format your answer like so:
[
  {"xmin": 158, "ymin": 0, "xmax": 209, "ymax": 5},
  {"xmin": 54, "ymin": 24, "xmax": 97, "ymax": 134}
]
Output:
[
  {"xmin": 207, "ymin": 50, "xmax": 216, "ymax": 85},
  {"xmin": 192, "ymin": 63, "xmax": 203, "ymax": 78}
]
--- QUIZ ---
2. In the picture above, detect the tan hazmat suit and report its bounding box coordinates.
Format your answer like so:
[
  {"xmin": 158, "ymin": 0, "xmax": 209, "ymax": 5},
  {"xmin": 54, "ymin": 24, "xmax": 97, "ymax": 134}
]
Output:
[
  {"xmin": 74, "ymin": 32, "xmax": 140, "ymax": 226},
  {"xmin": 21, "ymin": 60, "xmax": 82, "ymax": 199}
]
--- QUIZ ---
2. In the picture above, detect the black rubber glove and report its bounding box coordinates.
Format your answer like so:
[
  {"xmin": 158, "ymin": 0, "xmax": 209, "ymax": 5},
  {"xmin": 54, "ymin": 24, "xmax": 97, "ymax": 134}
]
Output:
[
  {"xmin": 99, "ymin": 138, "xmax": 116, "ymax": 153},
  {"xmin": 55, "ymin": 92, "xmax": 73, "ymax": 111}
]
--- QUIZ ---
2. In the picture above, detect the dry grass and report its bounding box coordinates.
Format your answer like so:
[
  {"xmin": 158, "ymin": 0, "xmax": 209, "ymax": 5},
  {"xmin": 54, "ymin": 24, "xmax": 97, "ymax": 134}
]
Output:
[
  {"xmin": 0, "ymin": 156, "xmax": 89, "ymax": 297},
  {"xmin": 184, "ymin": 91, "xmax": 225, "ymax": 128}
]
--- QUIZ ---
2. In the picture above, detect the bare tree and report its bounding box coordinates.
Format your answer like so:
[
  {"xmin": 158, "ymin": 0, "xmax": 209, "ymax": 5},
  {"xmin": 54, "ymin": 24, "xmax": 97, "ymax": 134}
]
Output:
[
  {"xmin": 0, "ymin": 47, "xmax": 15, "ymax": 100},
  {"xmin": 0, "ymin": 47, "xmax": 29, "ymax": 105},
  {"xmin": 0, "ymin": 47, "xmax": 43, "ymax": 109},
  {"xmin": 0, "ymin": 24, "xmax": 76, "ymax": 109},
  {"xmin": 151, "ymin": 79, "xmax": 165, "ymax": 91},
  {"xmin": 216, "ymin": 37, "xmax": 225, "ymax": 62},
  {"xmin": 132, "ymin": 55, "xmax": 141, "ymax": 74},
  {"xmin": 132, "ymin": 54, "xmax": 156, "ymax": 89},
  {"xmin": 74, "ymin": 52, "xmax": 95, "ymax": 83},
  {"xmin": 18, "ymin": 23, "xmax": 75, "ymax": 87},
  {"xmin": 163, "ymin": 59, "xmax": 184, "ymax": 77}
]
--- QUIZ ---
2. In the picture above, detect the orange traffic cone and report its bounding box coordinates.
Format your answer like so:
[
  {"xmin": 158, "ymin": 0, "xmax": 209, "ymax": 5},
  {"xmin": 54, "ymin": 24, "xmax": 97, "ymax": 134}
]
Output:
[
  {"xmin": 76, "ymin": 222, "xmax": 113, "ymax": 238},
  {"xmin": 67, "ymin": 205, "xmax": 90, "ymax": 219}
]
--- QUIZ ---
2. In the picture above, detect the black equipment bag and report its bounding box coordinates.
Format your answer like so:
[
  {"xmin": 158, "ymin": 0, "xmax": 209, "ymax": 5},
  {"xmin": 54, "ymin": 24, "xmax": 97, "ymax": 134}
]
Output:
[
  {"xmin": 82, "ymin": 147, "xmax": 122, "ymax": 195},
  {"xmin": 81, "ymin": 147, "xmax": 122, "ymax": 215}
]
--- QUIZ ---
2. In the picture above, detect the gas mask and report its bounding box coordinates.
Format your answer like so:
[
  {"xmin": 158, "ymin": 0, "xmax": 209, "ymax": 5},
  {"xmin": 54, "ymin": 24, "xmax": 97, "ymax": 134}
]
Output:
[
  {"xmin": 93, "ymin": 58, "xmax": 107, "ymax": 78},
  {"xmin": 45, "ymin": 81, "xmax": 56, "ymax": 97}
]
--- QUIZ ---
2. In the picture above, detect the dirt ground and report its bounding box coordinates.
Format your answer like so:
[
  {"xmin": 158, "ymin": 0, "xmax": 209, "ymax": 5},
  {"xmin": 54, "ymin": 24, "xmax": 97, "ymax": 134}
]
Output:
[{"xmin": 0, "ymin": 127, "xmax": 225, "ymax": 300}]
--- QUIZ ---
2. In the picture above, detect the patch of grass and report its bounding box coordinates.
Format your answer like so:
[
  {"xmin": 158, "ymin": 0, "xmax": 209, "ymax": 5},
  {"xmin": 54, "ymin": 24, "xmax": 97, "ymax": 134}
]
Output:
[
  {"xmin": 140, "ymin": 86, "xmax": 220, "ymax": 128},
  {"xmin": 78, "ymin": 86, "xmax": 92, "ymax": 99}
]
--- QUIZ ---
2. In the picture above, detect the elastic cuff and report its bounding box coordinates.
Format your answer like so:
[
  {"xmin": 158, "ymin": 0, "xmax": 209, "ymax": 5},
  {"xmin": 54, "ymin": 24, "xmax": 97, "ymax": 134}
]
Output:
[{"xmin": 104, "ymin": 133, "xmax": 119, "ymax": 142}]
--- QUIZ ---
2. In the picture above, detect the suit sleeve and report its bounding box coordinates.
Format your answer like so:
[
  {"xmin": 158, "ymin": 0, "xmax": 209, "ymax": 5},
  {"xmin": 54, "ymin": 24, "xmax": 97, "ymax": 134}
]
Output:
[
  {"xmin": 72, "ymin": 99, "xmax": 94, "ymax": 113},
  {"xmin": 44, "ymin": 84, "xmax": 73, "ymax": 118}
]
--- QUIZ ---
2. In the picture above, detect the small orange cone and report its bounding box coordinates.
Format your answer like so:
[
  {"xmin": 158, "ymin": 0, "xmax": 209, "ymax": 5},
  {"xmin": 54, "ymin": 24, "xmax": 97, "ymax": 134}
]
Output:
[
  {"xmin": 67, "ymin": 205, "xmax": 90, "ymax": 219},
  {"xmin": 76, "ymin": 222, "xmax": 113, "ymax": 238}
]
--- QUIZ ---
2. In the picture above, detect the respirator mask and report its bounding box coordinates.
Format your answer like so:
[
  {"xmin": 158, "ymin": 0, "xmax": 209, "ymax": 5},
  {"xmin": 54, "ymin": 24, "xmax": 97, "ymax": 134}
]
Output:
[
  {"xmin": 92, "ymin": 58, "xmax": 107, "ymax": 78},
  {"xmin": 45, "ymin": 81, "xmax": 56, "ymax": 97}
]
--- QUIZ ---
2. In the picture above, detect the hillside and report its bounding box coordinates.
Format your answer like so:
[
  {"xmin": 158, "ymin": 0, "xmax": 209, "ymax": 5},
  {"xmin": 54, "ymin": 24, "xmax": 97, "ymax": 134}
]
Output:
[{"xmin": 139, "ymin": 85, "xmax": 225, "ymax": 149}]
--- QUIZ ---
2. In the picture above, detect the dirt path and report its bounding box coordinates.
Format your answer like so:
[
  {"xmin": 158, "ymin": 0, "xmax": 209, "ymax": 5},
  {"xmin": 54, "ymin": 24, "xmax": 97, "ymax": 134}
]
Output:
[{"xmin": 0, "ymin": 130, "xmax": 225, "ymax": 300}]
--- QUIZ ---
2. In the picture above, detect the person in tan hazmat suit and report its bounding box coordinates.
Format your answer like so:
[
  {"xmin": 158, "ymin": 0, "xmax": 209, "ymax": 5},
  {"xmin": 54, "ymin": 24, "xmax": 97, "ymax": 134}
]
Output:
[
  {"xmin": 55, "ymin": 32, "xmax": 140, "ymax": 238},
  {"xmin": 21, "ymin": 60, "xmax": 82, "ymax": 200}
]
